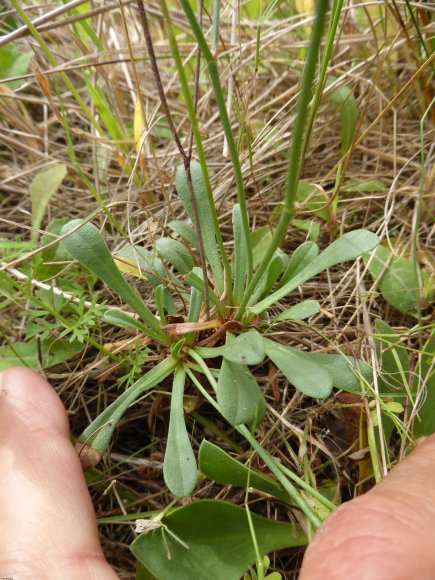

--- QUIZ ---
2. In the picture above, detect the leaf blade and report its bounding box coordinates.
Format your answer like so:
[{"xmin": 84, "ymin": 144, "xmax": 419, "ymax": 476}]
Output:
[
  {"xmin": 61, "ymin": 220, "xmax": 163, "ymax": 337},
  {"xmin": 131, "ymin": 500, "xmax": 307, "ymax": 580},
  {"xmin": 164, "ymin": 367, "xmax": 198, "ymax": 497},
  {"xmin": 199, "ymin": 440, "xmax": 288, "ymax": 501},
  {"xmin": 264, "ymin": 338, "xmax": 333, "ymax": 398},
  {"xmin": 31, "ymin": 163, "xmax": 67, "ymax": 241},
  {"xmin": 217, "ymin": 359, "xmax": 266, "ymax": 426},
  {"xmin": 252, "ymin": 230, "xmax": 380, "ymax": 313}
]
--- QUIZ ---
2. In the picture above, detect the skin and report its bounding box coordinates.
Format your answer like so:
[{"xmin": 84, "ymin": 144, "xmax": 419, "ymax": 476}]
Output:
[{"xmin": 1, "ymin": 367, "xmax": 435, "ymax": 579}]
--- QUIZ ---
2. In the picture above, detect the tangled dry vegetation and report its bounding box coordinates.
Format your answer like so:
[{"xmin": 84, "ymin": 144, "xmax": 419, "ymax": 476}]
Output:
[{"xmin": 1, "ymin": 1, "xmax": 434, "ymax": 577}]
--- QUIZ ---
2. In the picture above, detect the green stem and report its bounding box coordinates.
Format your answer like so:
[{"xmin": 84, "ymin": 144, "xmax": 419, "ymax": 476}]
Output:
[
  {"xmin": 234, "ymin": 0, "xmax": 329, "ymax": 320},
  {"xmin": 180, "ymin": 0, "xmax": 253, "ymax": 281},
  {"xmin": 237, "ymin": 425, "xmax": 322, "ymax": 528},
  {"xmin": 245, "ymin": 498, "xmax": 264, "ymax": 580},
  {"xmin": 366, "ymin": 408, "xmax": 382, "ymax": 484},
  {"xmin": 211, "ymin": 0, "xmax": 220, "ymax": 53},
  {"xmin": 275, "ymin": 462, "xmax": 336, "ymax": 512},
  {"xmin": 187, "ymin": 349, "xmax": 322, "ymax": 528},
  {"xmin": 188, "ymin": 348, "xmax": 219, "ymax": 392},
  {"xmin": 302, "ymin": 0, "xmax": 344, "ymax": 160},
  {"xmin": 159, "ymin": 0, "xmax": 229, "ymax": 301}
]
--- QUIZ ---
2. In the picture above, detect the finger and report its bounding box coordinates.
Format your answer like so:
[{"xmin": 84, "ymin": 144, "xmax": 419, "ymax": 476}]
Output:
[
  {"xmin": 300, "ymin": 434, "xmax": 435, "ymax": 579},
  {"xmin": 0, "ymin": 367, "xmax": 118, "ymax": 580}
]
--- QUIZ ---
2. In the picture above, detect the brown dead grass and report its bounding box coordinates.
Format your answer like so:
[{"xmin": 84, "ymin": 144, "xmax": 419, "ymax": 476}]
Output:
[{"xmin": 1, "ymin": 1, "xmax": 434, "ymax": 577}]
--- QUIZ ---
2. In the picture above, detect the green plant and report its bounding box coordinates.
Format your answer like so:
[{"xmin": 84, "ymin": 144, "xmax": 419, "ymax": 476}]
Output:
[
  {"xmin": 58, "ymin": 0, "xmax": 379, "ymax": 545},
  {"xmin": 3, "ymin": 0, "xmax": 384, "ymax": 577}
]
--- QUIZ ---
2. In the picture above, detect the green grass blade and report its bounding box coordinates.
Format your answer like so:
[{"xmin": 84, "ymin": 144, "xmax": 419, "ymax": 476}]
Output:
[{"xmin": 235, "ymin": 0, "xmax": 329, "ymax": 320}]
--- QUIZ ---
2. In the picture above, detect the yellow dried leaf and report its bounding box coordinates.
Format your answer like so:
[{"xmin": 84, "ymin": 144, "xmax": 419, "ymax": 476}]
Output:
[
  {"xmin": 294, "ymin": 0, "xmax": 315, "ymax": 14},
  {"xmin": 33, "ymin": 61, "xmax": 62, "ymax": 122},
  {"xmin": 134, "ymin": 94, "xmax": 145, "ymax": 154},
  {"xmin": 163, "ymin": 320, "xmax": 220, "ymax": 336},
  {"xmin": 114, "ymin": 256, "xmax": 146, "ymax": 279}
]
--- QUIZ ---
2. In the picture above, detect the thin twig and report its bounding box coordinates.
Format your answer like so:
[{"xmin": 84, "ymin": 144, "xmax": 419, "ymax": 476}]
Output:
[
  {"xmin": 136, "ymin": 0, "xmax": 211, "ymax": 318},
  {"xmin": 187, "ymin": 0, "xmax": 204, "ymax": 158},
  {"xmin": 135, "ymin": 0, "xmax": 185, "ymax": 157}
]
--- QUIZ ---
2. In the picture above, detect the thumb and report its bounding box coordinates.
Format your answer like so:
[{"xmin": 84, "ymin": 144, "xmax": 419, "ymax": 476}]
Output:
[
  {"xmin": 0, "ymin": 367, "xmax": 118, "ymax": 580},
  {"xmin": 300, "ymin": 434, "xmax": 435, "ymax": 579}
]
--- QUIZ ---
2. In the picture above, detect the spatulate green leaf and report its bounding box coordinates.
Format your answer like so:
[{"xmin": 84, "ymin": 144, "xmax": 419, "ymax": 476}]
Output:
[
  {"xmin": 131, "ymin": 500, "xmax": 307, "ymax": 580},
  {"xmin": 288, "ymin": 349, "xmax": 372, "ymax": 393},
  {"xmin": 169, "ymin": 220, "xmax": 199, "ymax": 249},
  {"xmin": 274, "ymin": 300, "xmax": 320, "ymax": 321},
  {"xmin": 187, "ymin": 267, "xmax": 203, "ymax": 323},
  {"xmin": 233, "ymin": 204, "xmax": 248, "ymax": 303},
  {"xmin": 199, "ymin": 440, "xmax": 288, "ymax": 501},
  {"xmin": 61, "ymin": 220, "xmax": 163, "ymax": 337},
  {"xmin": 252, "ymin": 230, "xmax": 380, "ymax": 313},
  {"xmin": 250, "ymin": 226, "xmax": 274, "ymax": 268},
  {"xmin": 156, "ymin": 237, "xmax": 195, "ymax": 275},
  {"xmin": 248, "ymin": 252, "xmax": 287, "ymax": 305},
  {"xmin": 79, "ymin": 357, "xmax": 178, "ymax": 456},
  {"xmin": 364, "ymin": 245, "xmax": 432, "ymax": 315},
  {"xmin": 264, "ymin": 338, "xmax": 333, "ymax": 398},
  {"xmin": 176, "ymin": 162, "xmax": 224, "ymax": 293},
  {"xmin": 217, "ymin": 359, "xmax": 266, "ymax": 426},
  {"xmin": 222, "ymin": 330, "xmax": 265, "ymax": 365},
  {"xmin": 164, "ymin": 367, "xmax": 198, "ymax": 497},
  {"xmin": 103, "ymin": 309, "xmax": 149, "ymax": 334},
  {"xmin": 279, "ymin": 241, "xmax": 319, "ymax": 286}
]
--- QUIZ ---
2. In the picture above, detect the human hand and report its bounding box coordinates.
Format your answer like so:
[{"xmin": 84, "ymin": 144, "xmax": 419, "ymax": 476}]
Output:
[
  {"xmin": 1, "ymin": 367, "xmax": 435, "ymax": 579},
  {"xmin": 300, "ymin": 430, "xmax": 435, "ymax": 579},
  {"xmin": 0, "ymin": 367, "xmax": 117, "ymax": 579}
]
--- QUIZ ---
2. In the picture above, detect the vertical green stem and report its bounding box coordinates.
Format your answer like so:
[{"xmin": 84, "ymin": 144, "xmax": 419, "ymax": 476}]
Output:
[
  {"xmin": 180, "ymin": 0, "xmax": 253, "ymax": 281},
  {"xmin": 234, "ymin": 0, "xmax": 329, "ymax": 320},
  {"xmin": 211, "ymin": 0, "xmax": 220, "ymax": 54},
  {"xmin": 237, "ymin": 425, "xmax": 322, "ymax": 528},
  {"xmin": 302, "ymin": 0, "xmax": 344, "ymax": 160},
  {"xmin": 160, "ymin": 0, "xmax": 232, "ymax": 300}
]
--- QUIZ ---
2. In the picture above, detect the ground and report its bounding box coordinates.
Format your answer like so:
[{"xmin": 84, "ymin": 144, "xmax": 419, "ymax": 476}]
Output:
[{"xmin": 0, "ymin": 1, "xmax": 434, "ymax": 578}]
